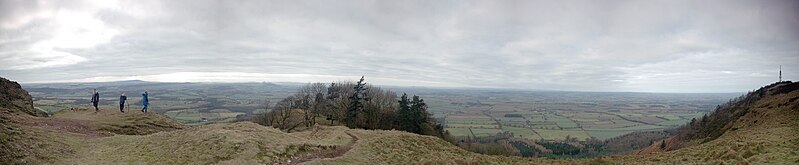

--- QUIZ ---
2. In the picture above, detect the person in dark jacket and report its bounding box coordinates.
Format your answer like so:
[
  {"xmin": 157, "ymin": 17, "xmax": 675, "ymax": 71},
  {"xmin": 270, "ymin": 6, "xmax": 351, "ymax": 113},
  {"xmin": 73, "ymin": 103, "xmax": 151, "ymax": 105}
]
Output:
[
  {"xmin": 141, "ymin": 91, "xmax": 149, "ymax": 113},
  {"xmin": 91, "ymin": 89, "xmax": 100, "ymax": 112},
  {"xmin": 119, "ymin": 93, "xmax": 127, "ymax": 113}
]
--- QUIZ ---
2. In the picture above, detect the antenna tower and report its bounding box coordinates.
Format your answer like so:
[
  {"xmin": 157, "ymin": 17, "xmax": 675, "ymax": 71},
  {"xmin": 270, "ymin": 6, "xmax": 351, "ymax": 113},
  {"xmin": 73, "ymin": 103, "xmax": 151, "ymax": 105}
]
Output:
[{"xmin": 779, "ymin": 65, "xmax": 782, "ymax": 82}]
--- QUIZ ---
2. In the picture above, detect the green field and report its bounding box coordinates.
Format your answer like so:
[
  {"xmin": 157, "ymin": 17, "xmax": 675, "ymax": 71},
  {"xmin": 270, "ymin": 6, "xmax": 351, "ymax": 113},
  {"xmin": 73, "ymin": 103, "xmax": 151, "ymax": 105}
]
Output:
[
  {"xmin": 584, "ymin": 124, "xmax": 666, "ymax": 140},
  {"xmin": 502, "ymin": 126, "xmax": 540, "ymax": 139},
  {"xmin": 445, "ymin": 128, "xmax": 472, "ymax": 137},
  {"xmin": 533, "ymin": 129, "xmax": 590, "ymax": 140},
  {"xmin": 445, "ymin": 108, "xmax": 707, "ymax": 141},
  {"xmin": 545, "ymin": 113, "xmax": 579, "ymax": 128},
  {"xmin": 584, "ymin": 130, "xmax": 635, "ymax": 140},
  {"xmin": 470, "ymin": 128, "xmax": 504, "ymax": 137}
]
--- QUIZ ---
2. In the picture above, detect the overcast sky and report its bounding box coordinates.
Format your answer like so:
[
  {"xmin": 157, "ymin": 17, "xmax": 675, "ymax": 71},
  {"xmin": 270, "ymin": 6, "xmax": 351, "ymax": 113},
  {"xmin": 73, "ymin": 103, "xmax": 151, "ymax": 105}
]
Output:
[{"xmin": 1, "ymin": 0, "xmax": 798, "ymax": 92}]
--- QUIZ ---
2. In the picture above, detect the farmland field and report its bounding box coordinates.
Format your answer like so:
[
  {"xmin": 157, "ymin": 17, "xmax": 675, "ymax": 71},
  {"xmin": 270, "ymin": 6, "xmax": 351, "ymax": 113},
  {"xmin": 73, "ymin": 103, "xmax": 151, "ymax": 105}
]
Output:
[
  {"xmin": 533, "ymin": 129, "xmax": 590, "ymax": 140},
  {"xmin": 471, "ymin": 128, "xmax": 504, "ymax": 137},
  {"xmin": 502, "ymin": 126, "xmax": 541, "ymax": 139},
  {"xmin": 395, "ymin": 88, "xmax": 741, "ymax": 142}
]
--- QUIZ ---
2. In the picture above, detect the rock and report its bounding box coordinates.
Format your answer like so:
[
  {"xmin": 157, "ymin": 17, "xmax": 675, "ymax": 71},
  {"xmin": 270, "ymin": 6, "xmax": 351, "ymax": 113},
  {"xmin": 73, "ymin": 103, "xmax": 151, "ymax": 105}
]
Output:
[{"xmin": 0, "ymin": 77, "xmax": 48, "ymax": 117}]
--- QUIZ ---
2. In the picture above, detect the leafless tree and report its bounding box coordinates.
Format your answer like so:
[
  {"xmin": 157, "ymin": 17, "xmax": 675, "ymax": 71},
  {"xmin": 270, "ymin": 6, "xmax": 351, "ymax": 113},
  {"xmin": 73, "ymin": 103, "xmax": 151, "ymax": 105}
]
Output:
[
  {"xmin": 270, "ymin": 96, "xmax": 305, "ymax": 132},
  {"xmin": 253, "ymin": 99, "xmax": 273, "ymax": 126},
  {"xmin": 296, "ymin": 83, "xmax": 327, "ymax": 127}
]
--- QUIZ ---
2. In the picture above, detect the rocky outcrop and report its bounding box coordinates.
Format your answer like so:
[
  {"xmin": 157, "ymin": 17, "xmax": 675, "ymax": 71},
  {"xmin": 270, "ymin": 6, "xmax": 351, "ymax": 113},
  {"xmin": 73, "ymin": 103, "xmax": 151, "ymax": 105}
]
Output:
[{"xmin": 0, "ymin": 77, "xmax": 47, "ymax": 117}]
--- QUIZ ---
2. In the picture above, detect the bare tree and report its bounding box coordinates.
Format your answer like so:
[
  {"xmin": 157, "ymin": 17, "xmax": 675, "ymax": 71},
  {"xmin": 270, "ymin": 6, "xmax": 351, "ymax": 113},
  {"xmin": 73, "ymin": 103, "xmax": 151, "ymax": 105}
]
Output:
[
  {"xmin": 325, "ymin": 81, "xmax": 355, "ymax": 125},
  {"xmin": 271, "ymin": 96, "xmax": 305, "ymax": 132},
  {"xmin": 253, "ymin": 99, "xmax": 273, "ymax": 126},
  {"xmin": 296, "ymin": 83, "xmax": 327, "ymax": 127}
]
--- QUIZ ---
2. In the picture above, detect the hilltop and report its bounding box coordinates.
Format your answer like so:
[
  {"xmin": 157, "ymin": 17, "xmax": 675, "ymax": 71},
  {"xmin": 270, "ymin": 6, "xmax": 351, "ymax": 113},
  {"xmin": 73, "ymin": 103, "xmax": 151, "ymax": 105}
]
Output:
[
  {"xmin": 630, "ymin": 81, "xmax": 799, "ymax": 163},
  {"xmin": 2, "ymin": 76, "xmax": 798, "ymax": 164}
]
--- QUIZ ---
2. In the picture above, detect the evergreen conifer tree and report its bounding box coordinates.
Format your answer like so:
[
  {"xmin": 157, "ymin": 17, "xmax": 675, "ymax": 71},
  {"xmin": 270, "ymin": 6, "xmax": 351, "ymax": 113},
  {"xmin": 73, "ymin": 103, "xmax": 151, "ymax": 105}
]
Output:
[
  {"xmin": 398, "ymin": 93, "xmax": 412, "ymax": 132},
  {"xmin": 347, "ymin": 76, "xmax": 367, "ymax": 128}
]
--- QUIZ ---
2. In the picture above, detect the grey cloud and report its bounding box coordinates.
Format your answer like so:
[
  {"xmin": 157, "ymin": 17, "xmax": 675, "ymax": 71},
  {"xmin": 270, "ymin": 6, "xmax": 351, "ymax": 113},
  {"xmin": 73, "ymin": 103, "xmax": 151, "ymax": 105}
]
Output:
[{"xmin": 1, "ymin": 0, "xmax": 798, "ymax": 92}]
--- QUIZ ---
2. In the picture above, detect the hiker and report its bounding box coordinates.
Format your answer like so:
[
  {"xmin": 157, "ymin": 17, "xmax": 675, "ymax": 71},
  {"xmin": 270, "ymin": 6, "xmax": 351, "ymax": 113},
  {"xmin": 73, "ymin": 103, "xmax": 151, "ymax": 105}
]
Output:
[
  {"xmin": 119, "ymin": 93, "xmax": 127, "ymax": 113},
  {"xmin": 141, "ymin": 91, "xmax": 149, "ymax": 113},
  {"xmin": 91, "ymin": 89, "xmax": 100, "ymax": 111}
]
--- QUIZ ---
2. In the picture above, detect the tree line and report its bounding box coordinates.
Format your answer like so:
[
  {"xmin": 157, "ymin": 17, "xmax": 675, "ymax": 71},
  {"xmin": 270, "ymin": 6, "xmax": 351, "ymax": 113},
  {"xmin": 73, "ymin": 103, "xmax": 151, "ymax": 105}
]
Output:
[{"xmin": 253, "ymin": 76, "xmax": 449, "ymax": 138}]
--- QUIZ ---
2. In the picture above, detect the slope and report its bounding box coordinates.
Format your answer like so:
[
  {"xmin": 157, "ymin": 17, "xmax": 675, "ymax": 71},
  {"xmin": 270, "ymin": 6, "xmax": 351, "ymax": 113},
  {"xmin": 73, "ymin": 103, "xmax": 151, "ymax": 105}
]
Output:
[
  {"xmin": 630, "ymin": 81, "xmax": 799, "ymax": 164},
  {"xmin": 0, "ymin": 77, "xmax": 47, "ymax": 117}
]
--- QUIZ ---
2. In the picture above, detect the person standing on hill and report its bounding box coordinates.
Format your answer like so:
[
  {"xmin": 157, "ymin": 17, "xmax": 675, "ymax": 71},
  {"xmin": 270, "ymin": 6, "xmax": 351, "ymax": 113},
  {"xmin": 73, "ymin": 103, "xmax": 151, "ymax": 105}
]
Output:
[
  {"xmin": 141, "ymin": 91, "xmax": 149, "ymax": 113},
  {"xmin": 119, "ymin": 93, "xmax": 127, "ymax": 113},
  {"xmin": 91, "ymin": 89, "xmax": 100, "ymax": 112}
]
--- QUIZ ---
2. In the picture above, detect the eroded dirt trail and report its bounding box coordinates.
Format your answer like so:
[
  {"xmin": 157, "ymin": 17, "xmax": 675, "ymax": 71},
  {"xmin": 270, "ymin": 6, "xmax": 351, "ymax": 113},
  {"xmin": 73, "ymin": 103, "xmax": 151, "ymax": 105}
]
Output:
[{"xmin": 293, "ymin": 131, "xmax": 359, "ymax": 165}]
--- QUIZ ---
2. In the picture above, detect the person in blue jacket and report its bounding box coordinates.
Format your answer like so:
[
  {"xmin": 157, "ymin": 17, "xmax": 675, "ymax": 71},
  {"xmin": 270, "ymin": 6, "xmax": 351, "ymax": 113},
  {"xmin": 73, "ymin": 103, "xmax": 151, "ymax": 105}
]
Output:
[{"xmin": 141, "ymin": 91, "xmax": 149, "ymax": 113}]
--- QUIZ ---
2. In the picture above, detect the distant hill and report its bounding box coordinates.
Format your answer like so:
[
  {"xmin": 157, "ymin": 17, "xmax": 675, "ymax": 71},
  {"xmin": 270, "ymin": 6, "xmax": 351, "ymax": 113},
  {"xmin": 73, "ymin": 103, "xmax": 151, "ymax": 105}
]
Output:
[{"xmin": 2, "ymin": 76, "xmax": 797, "ymax": 164}]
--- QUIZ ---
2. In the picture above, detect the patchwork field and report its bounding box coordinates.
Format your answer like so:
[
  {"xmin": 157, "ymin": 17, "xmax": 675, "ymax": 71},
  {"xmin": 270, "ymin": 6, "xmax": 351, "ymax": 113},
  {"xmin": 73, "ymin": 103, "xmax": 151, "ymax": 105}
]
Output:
[
  {"xmin": 444, "ymin": 107, "xmax": 697, "ymax": 141},
  {"xmin": 423, "ymin": 90, "xmax": 738, "ymax": 141}
]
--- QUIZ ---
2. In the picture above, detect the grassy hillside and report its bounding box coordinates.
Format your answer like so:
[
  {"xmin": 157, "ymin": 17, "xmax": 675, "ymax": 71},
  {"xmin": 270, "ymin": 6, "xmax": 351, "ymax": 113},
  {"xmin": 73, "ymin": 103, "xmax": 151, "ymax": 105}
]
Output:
[
  {"xmin": 51, "ymin": 108, "xmax": 184, "ymax": 135},
  {"xmin": 5, "ymin": 104, "xmax": 798, "ymax": 164},
  {"xmin": 629, "ymin": 81, "xmax": 799, "ymax": 164},
  {"xmin": 5, "ymin": 107, "xmax": 579, "ymax": 164}
]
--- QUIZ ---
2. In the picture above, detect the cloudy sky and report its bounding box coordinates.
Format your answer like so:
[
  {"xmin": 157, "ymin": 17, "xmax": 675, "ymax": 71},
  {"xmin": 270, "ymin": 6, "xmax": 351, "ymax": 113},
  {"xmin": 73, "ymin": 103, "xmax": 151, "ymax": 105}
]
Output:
[{"xmin": 1, "ymin": 0, "xmax": 797, "ymax": 92}]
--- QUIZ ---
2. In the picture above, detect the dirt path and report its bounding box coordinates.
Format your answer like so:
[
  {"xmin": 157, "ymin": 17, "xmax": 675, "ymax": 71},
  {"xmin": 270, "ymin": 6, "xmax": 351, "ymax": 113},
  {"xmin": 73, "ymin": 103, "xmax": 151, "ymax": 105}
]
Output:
[{"xmin": 293, "ymin": 131, "xmax": 359, "ymax": 164}]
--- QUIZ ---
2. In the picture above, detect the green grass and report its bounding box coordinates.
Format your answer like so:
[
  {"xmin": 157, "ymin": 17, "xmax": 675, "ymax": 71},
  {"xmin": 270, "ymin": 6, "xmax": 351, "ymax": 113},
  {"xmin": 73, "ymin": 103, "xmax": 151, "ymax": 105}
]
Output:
[
  {"xmin": 528, "ymin": 124, "xmax": 560, "ymax": 130},
  {"xmin": 652, "ymin": 114, "xmax": 682, "ymax": 120},
  {"xmin": 583, "ymin": 124, "xmax": 664, "ymax": 140},
  {"xmin": 445, "ymin": 110, "xmax": 695, "ymax": 141},
  {"xmin": 581, "ymin": 119, "xmax": 637, "ymax": 129},
  {"xmin": 502, "ymin": 127, "xmax": 539, "ymax": 139},
  {"xmin": 544, "ymin": 113, "xmax": 579, "ymax": 128},
  {"xmin": 445, "ymin": 128, "xmax": 472, "ymax": 137},
  {"xmin": 532, "ymin": 129, "xmax": 590, "ymax": 141},
  {"xmin": 608, "ymin": 124, "xmax": 664, "ymax": 131},
  {"xmin": 446, "ymin": 118, "xmax": 496, "ymax": 125},
  {"xmin": 446, "ymin": 124, "xmax": 498, "ymax": 129},
  {"xmin": 1, "ymin": 123, "xmax": 84, "ymax": 164},
  {"xmin": 613, "ymin": 113, "xmax": 643, "ymax": 117},
  {"xmin": 657, "ymin": 119, "xmax": 690, "ymax": 126},
  {"xmin": 584, "ymin": 130, "xmax": 635, "ymax": 140},
  {"xmin": 470, "ymin": 128, "xmax": 503, "ymax": 137}
]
